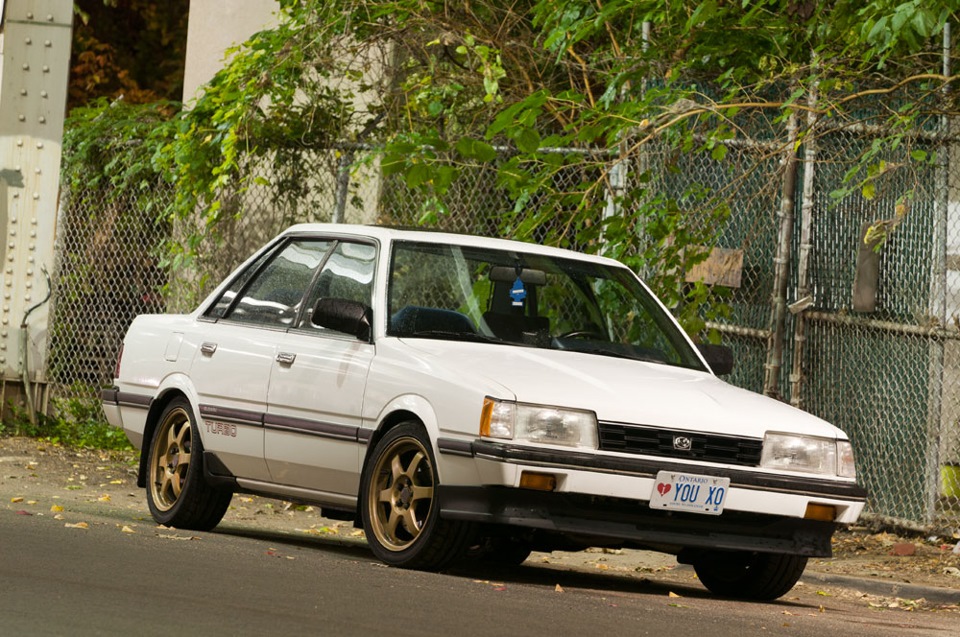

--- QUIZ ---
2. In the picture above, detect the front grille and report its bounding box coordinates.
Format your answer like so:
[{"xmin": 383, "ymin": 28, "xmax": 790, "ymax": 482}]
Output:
[{"xmin": 598, "ymin": 422, "xmax": 763, "ymax": 466}]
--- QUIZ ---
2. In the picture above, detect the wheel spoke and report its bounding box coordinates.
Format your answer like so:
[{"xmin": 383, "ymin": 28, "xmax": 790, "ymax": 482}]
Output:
[
  {"xmin": 157, "ymin": 470, "xmax": 173, "ymax": 502},
  {"xmin": 384, "ymin": 507, "xmax": 402, "ymax": 539},
  {"xmin": 410, "ymin": 485, "xmax": 433, "ymax": 503},
  {"xmin": 401, "ymin": 509, "xmax": 421, "ymax": 538},
  {"xmin": 165, "ymin": 420, "xmax": 178, "ymax": 449},
  {"xmin": 390, "ymin": 454, "xmax": 404, "ymax": 481},
  {"xmin": 404, "ymin": 451, "xmax": 426, "ymax": 480},
  {"xmin": 174, "ymin": 422, "xmax": 191, "ymax": 465},
  {"xmin": 171, "ymin": 469, "xmax": 183, "ymax": 498},
  {"xmin": 378, "ymin": 486, "xmax": 393, "ymax": 504}
]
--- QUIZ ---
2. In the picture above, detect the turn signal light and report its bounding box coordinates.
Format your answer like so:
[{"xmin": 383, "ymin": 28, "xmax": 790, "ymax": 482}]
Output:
[
  {"xmin": 803, "ymin": 503, "xmax": 837, "ymax": 521},
  {"xmin": 519, "ymin": 471, "xmax": 557, "ymax": 491}
]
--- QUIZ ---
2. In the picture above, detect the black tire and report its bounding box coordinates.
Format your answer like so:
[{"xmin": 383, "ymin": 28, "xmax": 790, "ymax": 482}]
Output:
[
  {"xmin": 693, "ymin": 551, "xmax": 808, "ymax": 601},
  {"xmin": 360, "ymin": 422, "xmax": 473, "ymax": 570},
  {"xmin": 145, "ymin": 397, "xmax": 232, "ymax": 531}
]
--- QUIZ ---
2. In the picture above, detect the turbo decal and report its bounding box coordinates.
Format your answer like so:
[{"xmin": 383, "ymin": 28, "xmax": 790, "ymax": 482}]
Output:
[{"xmin": 204, "ymin": 420, "xmax": 238, "ymax": 437}]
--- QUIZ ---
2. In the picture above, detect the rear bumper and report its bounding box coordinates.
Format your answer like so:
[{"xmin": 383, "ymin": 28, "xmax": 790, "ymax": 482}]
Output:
[
  {"xmin": 101, "ymin": 387, "xmax": 150, "ymax": 449},
  {"xmin": 438, "ymin": 485, "xmax": 839, "ymax": 557}
]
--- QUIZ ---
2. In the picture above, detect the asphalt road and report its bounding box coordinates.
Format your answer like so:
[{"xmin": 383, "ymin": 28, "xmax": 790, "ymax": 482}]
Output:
[{"xmin": 1, "ymin": 496, "xmax": 956, "ymax": 637}]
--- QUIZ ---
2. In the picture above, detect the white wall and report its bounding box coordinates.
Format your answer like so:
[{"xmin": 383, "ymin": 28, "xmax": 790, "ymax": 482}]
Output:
[{"xmin": 182, "ymin": 0, "xmax": 278, "ymax": 103}]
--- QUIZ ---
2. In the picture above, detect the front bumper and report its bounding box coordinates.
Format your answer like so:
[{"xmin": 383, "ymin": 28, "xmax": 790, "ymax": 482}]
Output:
[
  {"xmin": 438, "ymin": 485, "xmax": 839, "ymax": 556},
  {"xmin": 437, "ymin": 438, "xmax": 867, "ymax": 556}
]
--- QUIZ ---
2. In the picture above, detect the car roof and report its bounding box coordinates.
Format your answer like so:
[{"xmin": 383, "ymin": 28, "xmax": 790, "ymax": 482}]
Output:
[{"xmin": 283, "ymin": 223, "xmax": 625, "ymax": 267}]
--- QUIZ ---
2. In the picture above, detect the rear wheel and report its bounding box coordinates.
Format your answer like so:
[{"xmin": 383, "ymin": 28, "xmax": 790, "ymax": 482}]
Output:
[
  {"xmin": 693, "ymin": 551, "xmax": 808, "ymax": 601},
  {"xmin": 146, "ymin": 397, "xmax": 232, "ymax": 531},
  {"xmin": 360, "ymin": 422, "xmax": 473, "ymax": 570}
]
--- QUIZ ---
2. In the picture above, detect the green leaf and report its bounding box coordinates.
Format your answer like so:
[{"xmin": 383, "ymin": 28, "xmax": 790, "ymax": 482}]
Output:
[
  {"xmin": 910, "ymin": 149, "xmax": 928, "ymax": 162},
  {"xmin": 405, "ymin": 163, "xmax": 432, "ymax": 189},
  {"xmin": 514, "ymin": 128, "xmax": 541, "ymax": 153},
  {"xmin": 862, "ymin": 182, "xmax": 876, "ymax": 200},
  {"xmin": 455, "ymin": 138, "xmax": 498, "ymax": 162}
]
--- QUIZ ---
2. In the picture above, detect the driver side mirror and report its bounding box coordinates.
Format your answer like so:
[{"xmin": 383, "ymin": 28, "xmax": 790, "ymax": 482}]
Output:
[
  {"xmin": 312, "ymin": 298, "xmax": 373, "ymax": 342},
  {"xmin": 697, "ymin": 343, "xmax": 734, "ymax": 376}
]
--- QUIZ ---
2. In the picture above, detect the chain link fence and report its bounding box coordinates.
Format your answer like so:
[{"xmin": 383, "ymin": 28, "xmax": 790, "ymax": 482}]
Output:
[{"xmin": 50, "ymin": 111, "xmax": 960, "ymax": 532}]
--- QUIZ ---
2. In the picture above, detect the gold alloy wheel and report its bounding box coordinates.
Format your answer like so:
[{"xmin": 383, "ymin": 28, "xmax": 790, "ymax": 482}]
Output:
[
  {"xmin": 367, "ymin": 436, "xmax": 436, "ymax": 552},
  {"xmin": 149, "ymin": 406, "xmax": 193, "ymax": 512}
]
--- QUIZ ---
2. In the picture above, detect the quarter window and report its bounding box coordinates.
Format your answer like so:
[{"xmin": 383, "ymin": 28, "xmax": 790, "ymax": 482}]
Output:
[{"xmin": 222, "ymin": 240, "xmax": 333, "ymax": 327}]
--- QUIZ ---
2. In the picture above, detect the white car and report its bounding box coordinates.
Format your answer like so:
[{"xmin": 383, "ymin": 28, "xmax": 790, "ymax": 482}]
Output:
[{"xmin": 103, "ymin": 224, "xmax": 865, "ymax": 600}]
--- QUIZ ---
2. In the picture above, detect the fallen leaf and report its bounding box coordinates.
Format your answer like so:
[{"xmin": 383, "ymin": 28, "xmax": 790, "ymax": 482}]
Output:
[
  {"xmin": 555, "ymin": 584, "xmax": 564, "ymax": 593},
  {"xmin": 65, "ymin": 522, "xmax": 89, "ymax": 529},
  {"xmin": 110, "ymin": 480, "xmax": 123, "ymax": 485},
  {"xmin": 50, "ymin": 505, "xmax": 63, "ymax": 512},
  {"xmin": 121, "ymin": 526, "xmax": 135, "ymax": 534},
  {"xmin": 11, "ymin": 497, "xmax": 23, "ymax": 503},
  {"xmin": 98, "ymin": 494, "xmax": 111, "ymax": 502},
  {"xmin": 15, "ymin": 510, "xmax": 32, "ymax": 516},
  {"xmin": 668, "ymin": 592, "xmax": 682, "ymax": 598},
  {"xmin": 890, "ymin": 543, "xmax": 916, "ymax": 557},
  {"xmin": 53, "ymin": 514, "xmax": 64, "ymax": 520},
  {"xmin": 26, "ymin": 500, "xmax": 37, "ymax": 505}
]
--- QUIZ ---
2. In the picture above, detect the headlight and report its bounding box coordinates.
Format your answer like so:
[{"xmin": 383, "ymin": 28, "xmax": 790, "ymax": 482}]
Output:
[
  {"xmin": 480, "ymin": 397, "xmax": 598, "ymax": 449},
  {"xmin": 761, "ymin": 433, "xmax": 856, "ymax": 478}
]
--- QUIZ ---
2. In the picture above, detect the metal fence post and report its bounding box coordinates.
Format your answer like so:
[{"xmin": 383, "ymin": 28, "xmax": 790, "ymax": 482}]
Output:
[
  {"xmin": 763, "ymin": 110, "xmax": 800, "ymax": 398},
  {"xmin": 790, "ymin": 76, "xmax": 818, "ymax": 409}
]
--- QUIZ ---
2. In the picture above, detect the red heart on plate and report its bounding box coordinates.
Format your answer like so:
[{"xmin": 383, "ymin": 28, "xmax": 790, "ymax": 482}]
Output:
[{"xmin": 656, "ymin": 483, "xmax": 671, "ymax": 496}]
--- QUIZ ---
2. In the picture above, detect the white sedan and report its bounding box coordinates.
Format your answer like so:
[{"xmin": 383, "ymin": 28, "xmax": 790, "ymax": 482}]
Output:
[{"xmin": 102, "ymin": 224, "xmax": 865, "ymax": 600}]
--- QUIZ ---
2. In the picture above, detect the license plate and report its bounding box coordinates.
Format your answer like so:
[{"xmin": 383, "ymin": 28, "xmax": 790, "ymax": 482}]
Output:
[{"xmin": 648, "ymin": 471, "xmax": 730, "ymax": 515}]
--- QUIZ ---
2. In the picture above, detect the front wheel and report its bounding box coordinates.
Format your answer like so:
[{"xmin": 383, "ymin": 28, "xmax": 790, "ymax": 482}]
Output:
[
  {"xmin": 360, "ymin": 422, "xmax": 473, "ymax": 570},
  {"xmin": 146, "ymin": 397, "xmax": 232, "ymax": 531},
  {"xmin": 693, "ymin": 551, "xmax": 808, "ymax": 601}
]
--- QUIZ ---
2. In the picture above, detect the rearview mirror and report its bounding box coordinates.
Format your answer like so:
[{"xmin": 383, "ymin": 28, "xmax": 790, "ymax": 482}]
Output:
[
  {"xmin": 312, "ymin": 298, "xmax": 373, "ymax": 342},
  {"xmin": 489, "ymin": 266, "xmax": 547, "ymax": 285},
  {"xmin": 697, "ymin": 343, "xmax": 734, "ymax": 376}
]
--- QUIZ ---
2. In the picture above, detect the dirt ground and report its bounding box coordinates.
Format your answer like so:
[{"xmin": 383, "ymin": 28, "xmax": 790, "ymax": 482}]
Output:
[{"xmin": 2, "ymin": 436, "xmax": 958, "ymax": 609}]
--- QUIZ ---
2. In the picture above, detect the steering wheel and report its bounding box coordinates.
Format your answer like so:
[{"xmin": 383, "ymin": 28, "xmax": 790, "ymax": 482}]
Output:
[{"xmin": 558, "ymin": 329, "xmax": 605, "ymax": 340}]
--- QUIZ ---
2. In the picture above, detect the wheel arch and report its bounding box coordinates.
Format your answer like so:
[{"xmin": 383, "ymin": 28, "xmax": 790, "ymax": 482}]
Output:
[
  {"xmin": 136, "ymin": 376, "xmax": 201, "ymax": 487},
  {"xmin": 363, "ymin": 395, "xmax": 442, "ymax": 477}
]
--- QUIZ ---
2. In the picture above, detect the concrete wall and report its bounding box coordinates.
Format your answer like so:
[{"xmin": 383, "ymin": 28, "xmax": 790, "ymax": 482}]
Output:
[
  {"xmin": 182, "ymin": 0, "xmax": 383, "ymax": 226},
  {"xmin": 182, "ymin": 0, "xmax": 278, "ymax": 103}
]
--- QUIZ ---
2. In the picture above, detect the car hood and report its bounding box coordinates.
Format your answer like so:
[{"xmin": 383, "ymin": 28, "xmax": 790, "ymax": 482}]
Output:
[{"xmin": 393, "ymin": 338, "xmax": 844, "ymax": 440}]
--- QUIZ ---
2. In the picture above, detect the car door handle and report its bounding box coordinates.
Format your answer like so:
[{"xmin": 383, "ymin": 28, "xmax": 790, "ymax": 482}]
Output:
[
  {"xmin": 200, "ymin": 342, "xmax": 218, "ymax": 356},
  {"xmin": 276, "ymin": 352, "xmax": 297, "ymax": 366}
]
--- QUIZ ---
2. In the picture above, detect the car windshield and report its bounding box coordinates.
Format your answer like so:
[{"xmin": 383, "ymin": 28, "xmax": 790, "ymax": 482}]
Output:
[{"xmin": 387, "ymin": 240, "xmax": 706, "ymax": 371}]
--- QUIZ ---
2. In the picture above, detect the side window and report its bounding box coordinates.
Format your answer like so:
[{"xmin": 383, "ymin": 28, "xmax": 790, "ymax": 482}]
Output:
[
  {"xmin": 205, "ymin": 246, "xmax": 278, "ymax": 320},
  {"xmin": 299, "ymin": 242, "xmax": 377, "ymax": 330},
  {"xmin": 223, "ymin": 240, "xmax": 333, "ymax": 327}
]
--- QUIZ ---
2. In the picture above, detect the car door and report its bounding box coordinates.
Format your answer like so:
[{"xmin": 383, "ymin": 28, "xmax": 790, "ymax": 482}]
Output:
[
  {"xmin": 190, "ymin": 238, "xmax": 333, "ymax": 482},
  {"xmin": 264, "ymin": 240, "xmax": 377, "ymax": 495}
]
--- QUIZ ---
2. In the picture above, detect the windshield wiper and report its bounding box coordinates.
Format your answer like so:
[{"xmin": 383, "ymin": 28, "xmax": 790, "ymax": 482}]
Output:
[
  {"xmin": 400, "ymin": 330, "xmax": 505, "ymax": 344},
  {"xmin": 563, "ymin": 344, "xmax": 666, "ymax": 364}
]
